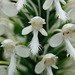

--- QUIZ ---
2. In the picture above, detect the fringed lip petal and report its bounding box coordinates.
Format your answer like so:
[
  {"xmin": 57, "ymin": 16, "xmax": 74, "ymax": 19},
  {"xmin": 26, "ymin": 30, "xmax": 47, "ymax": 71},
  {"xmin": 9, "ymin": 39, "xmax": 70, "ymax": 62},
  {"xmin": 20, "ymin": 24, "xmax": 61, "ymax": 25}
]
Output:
[
  {"xmin": 22, "ymin": 25, "xmax": 32, "ymax": 35},
  {"xmin": 43, "ymin": 0, "xmax": 53, "ymax": 10},
  {"xmin": 54, "ymin": 0, "xmax": 67, "ymax": 21},
  {"xmin": 65, "ymin": 38, "xmax": 75, "ymax": 60},
  {"xmin": 49, "ymin": 33, "xmax": 63, "ymax": 47},
  {"xmin": 30, "ymin": 31, "xmax": 39, "ymax": 55},
  {"xmin": 8, "ymin": 53, "xmax": 16, "ymax": 75}
]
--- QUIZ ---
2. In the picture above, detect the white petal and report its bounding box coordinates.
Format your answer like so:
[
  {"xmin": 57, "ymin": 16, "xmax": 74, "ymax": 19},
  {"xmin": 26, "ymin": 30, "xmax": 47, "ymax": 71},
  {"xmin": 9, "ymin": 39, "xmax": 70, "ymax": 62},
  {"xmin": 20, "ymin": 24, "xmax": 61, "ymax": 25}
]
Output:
[
  {"xmin": 39, "ymin": 28, "xmax": 48, "ymax": 36},
  {"xmin": 1, "ymin": 2, "xmax": 18, "ymax": 17},
  {"xmin": 35, "ymin": 60, "xmax": 45, "ymax": 74},
  {"xmin": 15, "ymin": 45, "xmax": 30, "ymax": 58},
  {"xmin": 60, "ymin": 0, "xmax": 66, "ymax": 5},
  {"xmin": 52, "ymin": 65, "xmax": 58, "ymax": 69},
  {"xmin": 43, "ymin": 0, "xmax": 53, "ymax": 10},
  {"xmin": 22, "ymin": 25, "xmax": 32, "ymax": 35},
  {"xmin": 49, "ymin": 33, "xmax": 63, "ymax": 47},
  {"xmin": 65, "ymin": 39, "xmax": 75, "ymax": 60}
]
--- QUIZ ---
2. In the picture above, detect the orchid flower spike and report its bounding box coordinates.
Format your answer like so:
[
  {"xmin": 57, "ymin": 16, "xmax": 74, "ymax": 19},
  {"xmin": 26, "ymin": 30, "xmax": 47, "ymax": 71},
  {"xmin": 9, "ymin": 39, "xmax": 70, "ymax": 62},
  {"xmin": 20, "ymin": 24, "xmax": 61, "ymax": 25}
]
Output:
[
  {"xmin": 35, "ymin": 53, "xmax": 58, "ymax": 75},
  {"xmin": 49, "ymin": 23, "xmax": 75, "ymax": 60},
  {"xmin": 1, "ymin": 39, "xmax": 30, "ymax": 75},
  {"xmin": 43, "ymin": 0, "xmax": 67, "ymax": 21},
  {"xmin": 22, "ymin": 16, "xmax": 48, "ymax": 55},
  {"xmin": 0, "ymin": 0, "xmax": 18, "ymax": 17},
  {"xmin": 16, "ymin": 0, "xmax": 27, "ymax": 11}
]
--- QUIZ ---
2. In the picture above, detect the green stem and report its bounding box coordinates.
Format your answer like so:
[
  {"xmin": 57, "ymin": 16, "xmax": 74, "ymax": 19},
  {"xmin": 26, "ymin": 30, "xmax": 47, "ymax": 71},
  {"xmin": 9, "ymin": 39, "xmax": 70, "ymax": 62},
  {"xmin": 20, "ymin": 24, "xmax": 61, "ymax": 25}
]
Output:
[
  {"xmin": 0, "ymin": 61, "xmax": 9, "ymax": 65},
  {"xmin": 63, "ymin": 2, "xmax": 75, "ymax": 9},
  {"xmin": 15, "ymin": 41, "xmax": 25, "ymax": 45},
  {"xmin": 38, "ymin": 0, "xmax": 41, "ymax": 16},
  {"xmin": 46, "ymin": 10, "xmax": 50, "ymax": 33},
  {"xmin": 57, "ymin": 70, "xmax": 75, "ymax": 75},
  {"xmin": 0, "ymin": 18, "xmax": 14, "ymax": 24},
  {"xmin": 28, "ymin": 0, "xmax": 38, "ymax": 16}
]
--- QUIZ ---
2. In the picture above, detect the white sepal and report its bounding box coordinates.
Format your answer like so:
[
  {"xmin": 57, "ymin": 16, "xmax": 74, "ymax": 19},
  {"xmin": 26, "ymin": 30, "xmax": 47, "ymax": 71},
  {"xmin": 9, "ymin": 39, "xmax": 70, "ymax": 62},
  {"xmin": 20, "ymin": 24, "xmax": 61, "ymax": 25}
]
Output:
[
  {"xmin": 49, "ymin": 33, "xmax": 63, "ymax": 47},
  {"xmin": 35, "ymin": 60, "xmax": 45, "ymax": 74},
  {"xmin": 22, "ymin": 25, "xmax": 32, "ymax": 35},
  {"xmin": 15, "ymin": 45, "xmax": 30, "ymax": 58},
  {"xmin": 43, "ymin": 0, "xmax": 53, "ymax": 10},
  {"xmin": 1, "ymin": 2, "xmax": 18, "ymax": 17}
]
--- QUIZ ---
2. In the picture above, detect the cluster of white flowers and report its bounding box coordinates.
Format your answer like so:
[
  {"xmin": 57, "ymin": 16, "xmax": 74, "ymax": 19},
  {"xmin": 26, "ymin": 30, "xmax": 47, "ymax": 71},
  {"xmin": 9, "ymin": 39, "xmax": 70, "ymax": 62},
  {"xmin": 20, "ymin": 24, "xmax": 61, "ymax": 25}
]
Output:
[{"xmin": 0, "ymin": 0, "xmax": 75, "ymax": 75}]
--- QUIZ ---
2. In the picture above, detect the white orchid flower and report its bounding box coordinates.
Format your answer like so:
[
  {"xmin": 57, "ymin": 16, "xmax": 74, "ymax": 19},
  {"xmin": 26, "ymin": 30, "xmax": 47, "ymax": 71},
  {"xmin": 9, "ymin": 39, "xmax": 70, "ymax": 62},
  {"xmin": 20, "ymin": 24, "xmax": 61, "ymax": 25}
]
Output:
[
  {"xmin": 1, "ymin": 39, "xmax": 30, "ymax": 75},
  {"xmin": 22, "ymin": 16, "xmax": 48, "ymax": 55},
  {"xmin": 49, "ymin": 23, "xmax": 75, "ymax": 60},
  {"xmin": 35, "ymin": 53, "xmax": 58, "ymax": 75},
  {"xmin": 16, "ymin": 0, "xmax": 27, "ymax": 11},
  {"xmin": 65, "ymin": 2, "xmax": 75, "ymax": 23},
  {"xmin": 43, "ymin": 0, "xmax": 67, "ymax": 21},
  {"xmin": 0, "ymin": 0, "xmax": 18, "ymax": 17}
]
